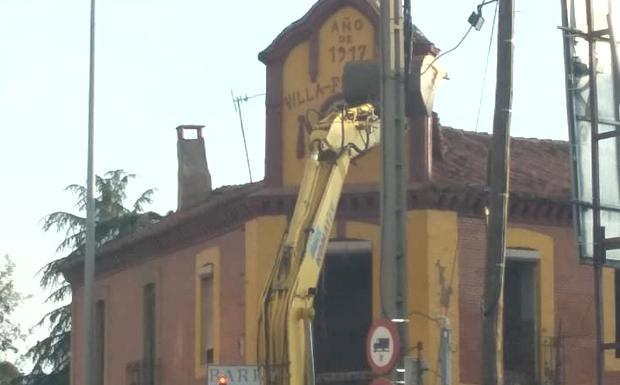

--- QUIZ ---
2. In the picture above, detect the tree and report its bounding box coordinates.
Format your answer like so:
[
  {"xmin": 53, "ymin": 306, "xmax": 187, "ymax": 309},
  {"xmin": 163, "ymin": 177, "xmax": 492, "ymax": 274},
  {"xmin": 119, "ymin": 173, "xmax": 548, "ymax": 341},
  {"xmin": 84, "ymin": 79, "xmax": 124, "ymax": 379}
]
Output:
[
  {"xmin": 0, "ymin": 255, "xmax": 27, "ymax": 357},
  {"xmin": 22, "ymin": 170, "xmax": 160, "ymax": 385}
]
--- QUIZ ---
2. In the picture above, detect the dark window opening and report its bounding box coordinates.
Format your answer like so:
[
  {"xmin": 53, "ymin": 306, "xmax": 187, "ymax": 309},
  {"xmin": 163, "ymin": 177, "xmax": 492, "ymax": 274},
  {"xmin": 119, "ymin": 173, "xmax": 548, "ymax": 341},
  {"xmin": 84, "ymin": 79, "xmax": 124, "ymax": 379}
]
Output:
[
  {"xmin": 313, "ymin": 247, "xmax": 372, "ymax": 385},
  {"xmin": 199, "ymin": 263, "xmax": 214, "ymax": 364},
  {"xmin": 94, "ymin": 300, "xmax": 105, "ymax": 385},
  {"xmin": 503, "ymin": 260, "xmax": 537, "ymax": 385},
  {"xmin": 143, "ymin": 283, "xmax": 156, "ymax": 385}
]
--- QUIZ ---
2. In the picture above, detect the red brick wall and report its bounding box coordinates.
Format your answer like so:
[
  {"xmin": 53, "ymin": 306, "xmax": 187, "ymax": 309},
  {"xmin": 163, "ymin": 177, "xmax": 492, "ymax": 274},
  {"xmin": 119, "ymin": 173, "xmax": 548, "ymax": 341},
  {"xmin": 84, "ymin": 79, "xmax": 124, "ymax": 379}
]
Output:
[
  {"xmin": 71, "ymin": 227, "xmax": 246, "ymax": 385},
  {"xmin": 551, "ymin": 223, "xmax": 596, "ymax": 385},
  {"xmin": 458, "ymin": 216, "xmax": 486, "ymax": 384},
  {"xmin": 457, "ymin": 216, "xmax": 608, "ymax": 385},
  {"xmin": 70, "ymin": 215, "xmax": 620, "ymax": 385},
  {"xmin": 217, "ymin": 227, "xmax": 246, "ymax": 365}
]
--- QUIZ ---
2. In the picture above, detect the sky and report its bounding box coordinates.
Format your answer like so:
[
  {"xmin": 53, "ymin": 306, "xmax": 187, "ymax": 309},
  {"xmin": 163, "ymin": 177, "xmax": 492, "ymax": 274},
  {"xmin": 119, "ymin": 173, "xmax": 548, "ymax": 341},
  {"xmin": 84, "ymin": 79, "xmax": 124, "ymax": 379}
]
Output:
[{"xmin": 0, "ymin": 0, "xmax": 568, "ymax": 367}]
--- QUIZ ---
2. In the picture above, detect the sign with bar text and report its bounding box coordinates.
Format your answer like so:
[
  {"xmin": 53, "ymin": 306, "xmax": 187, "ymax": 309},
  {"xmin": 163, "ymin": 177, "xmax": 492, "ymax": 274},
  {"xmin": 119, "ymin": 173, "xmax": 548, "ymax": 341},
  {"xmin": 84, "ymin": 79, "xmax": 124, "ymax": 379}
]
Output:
[{"xmin": 207, "ymin": 365, "xmax": 260, "ymax": 385}]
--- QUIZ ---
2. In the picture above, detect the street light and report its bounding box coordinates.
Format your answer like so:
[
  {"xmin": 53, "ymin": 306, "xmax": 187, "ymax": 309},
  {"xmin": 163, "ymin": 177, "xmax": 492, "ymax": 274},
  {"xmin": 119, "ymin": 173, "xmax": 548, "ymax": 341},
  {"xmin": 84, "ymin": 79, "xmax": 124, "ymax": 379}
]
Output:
[{"xmin": 468, "ymin": 0, "xmax": 499, "ymax": 30}]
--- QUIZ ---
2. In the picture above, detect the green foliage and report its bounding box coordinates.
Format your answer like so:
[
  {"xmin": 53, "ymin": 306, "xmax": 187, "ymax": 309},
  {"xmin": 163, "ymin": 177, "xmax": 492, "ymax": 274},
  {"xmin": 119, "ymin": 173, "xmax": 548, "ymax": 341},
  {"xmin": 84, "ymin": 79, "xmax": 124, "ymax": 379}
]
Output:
[
  {"xmin": 0, "ymin": 256, "xmax": 27, "ymax": 356},
  {"xmin": 22, "ymin": 170, "xmax": 159, "ymax": 385},
  {"xmin": 41, "ymin": 170, "xmax": 157, "ymax": 255}
]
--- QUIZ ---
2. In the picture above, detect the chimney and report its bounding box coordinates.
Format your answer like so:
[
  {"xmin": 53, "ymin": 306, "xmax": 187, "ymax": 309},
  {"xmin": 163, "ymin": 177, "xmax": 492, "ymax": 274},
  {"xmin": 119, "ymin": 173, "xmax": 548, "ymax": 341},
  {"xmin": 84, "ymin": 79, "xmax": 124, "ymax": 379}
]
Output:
[{"xmin": 176, "ymin": 125, "xmax": 212, "ymax": 210}]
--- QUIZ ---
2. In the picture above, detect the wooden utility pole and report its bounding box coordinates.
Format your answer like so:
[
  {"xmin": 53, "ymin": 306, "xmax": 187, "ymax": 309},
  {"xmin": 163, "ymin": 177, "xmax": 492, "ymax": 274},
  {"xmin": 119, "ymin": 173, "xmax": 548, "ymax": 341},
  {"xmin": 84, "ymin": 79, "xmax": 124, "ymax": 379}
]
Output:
[{"xmin": 481, "ymin": 0, "xmax": 514, "ymax": 383}]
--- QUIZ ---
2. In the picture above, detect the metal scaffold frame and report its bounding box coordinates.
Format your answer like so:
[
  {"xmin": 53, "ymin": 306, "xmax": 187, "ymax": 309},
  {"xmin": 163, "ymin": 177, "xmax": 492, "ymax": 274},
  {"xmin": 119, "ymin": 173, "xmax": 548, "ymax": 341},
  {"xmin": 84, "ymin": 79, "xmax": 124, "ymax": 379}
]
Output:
[{"xmin": 560, "ymin": 1, "xmax": 620, "ymax": 384}]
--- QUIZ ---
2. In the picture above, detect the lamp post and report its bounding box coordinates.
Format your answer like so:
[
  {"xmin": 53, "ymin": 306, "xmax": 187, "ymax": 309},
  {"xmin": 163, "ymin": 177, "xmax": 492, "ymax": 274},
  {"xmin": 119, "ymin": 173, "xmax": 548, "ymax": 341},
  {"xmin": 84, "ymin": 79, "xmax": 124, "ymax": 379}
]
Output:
[{"xmin": 83, "ymin": 0, "xmax": 96, "ymax": 384}]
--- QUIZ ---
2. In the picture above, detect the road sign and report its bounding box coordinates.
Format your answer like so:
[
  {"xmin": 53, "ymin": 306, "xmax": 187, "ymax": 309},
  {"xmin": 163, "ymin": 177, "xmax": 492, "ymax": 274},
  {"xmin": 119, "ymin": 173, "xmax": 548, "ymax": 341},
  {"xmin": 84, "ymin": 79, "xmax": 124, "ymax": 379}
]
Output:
[
  {"xmin": 369, "ymin": 377, "xmax": 394, "ymax": 385},
  {"xmin": 366, "ymin": 319, "xmax": 400, "ymax": 374},
  {"xmin": 206, "ymin": 366, "xmax": 260, "ymax": 385}
]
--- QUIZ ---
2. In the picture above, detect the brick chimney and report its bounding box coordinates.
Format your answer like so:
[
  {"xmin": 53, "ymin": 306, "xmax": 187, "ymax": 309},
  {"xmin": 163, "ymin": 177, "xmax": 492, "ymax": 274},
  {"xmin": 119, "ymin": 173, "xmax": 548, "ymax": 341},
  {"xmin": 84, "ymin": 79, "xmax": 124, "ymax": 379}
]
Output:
[{"xmin": 176, "ymin": 125, "xmax": 212, "ymax": 210}]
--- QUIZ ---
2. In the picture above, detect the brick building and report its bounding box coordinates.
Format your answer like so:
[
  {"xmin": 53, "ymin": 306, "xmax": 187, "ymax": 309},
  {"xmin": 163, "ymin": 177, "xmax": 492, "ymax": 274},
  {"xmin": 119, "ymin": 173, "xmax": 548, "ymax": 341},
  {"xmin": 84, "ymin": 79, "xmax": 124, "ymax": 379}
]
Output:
[{"xmin": 63, "ymin": 0, "xmax": 620, "ymax": 384}]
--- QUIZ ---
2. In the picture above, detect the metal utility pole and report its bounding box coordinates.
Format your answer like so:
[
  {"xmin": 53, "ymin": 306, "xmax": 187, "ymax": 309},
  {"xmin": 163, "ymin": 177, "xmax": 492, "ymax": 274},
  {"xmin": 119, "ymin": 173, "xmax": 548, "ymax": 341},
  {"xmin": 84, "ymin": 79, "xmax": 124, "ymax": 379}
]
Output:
[
  {"xmin": 379, "ymin": 0, "xmax": 409, "ymax": 372},
  {"xmin": 439, "ymin": 318, "xmax": 452, "ymax": 385},
  {"xmin": 585, "ymin": 0, "xmax": 604, "ymax": 381},
  {"xmin": 481, "ymin": 0, "xmax": 513, "ymax": 384},
  {"xmin": 83, "ymin": 0, "xmax": 97, "ymax": 384}
]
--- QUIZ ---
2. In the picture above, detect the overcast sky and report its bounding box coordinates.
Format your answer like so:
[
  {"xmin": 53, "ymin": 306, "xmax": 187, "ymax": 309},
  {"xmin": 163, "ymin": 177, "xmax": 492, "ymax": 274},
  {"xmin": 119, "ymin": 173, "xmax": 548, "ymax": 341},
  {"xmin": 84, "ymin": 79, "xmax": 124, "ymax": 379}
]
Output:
[{"xmin": 0, "ymin": 0, "xmax": 567, "ymax": 366}]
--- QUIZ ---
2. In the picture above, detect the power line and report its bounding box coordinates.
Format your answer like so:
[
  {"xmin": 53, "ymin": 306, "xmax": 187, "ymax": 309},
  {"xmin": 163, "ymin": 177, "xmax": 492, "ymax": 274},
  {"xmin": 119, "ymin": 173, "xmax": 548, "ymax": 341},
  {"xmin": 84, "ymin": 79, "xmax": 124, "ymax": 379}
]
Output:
[
  {"xmin": 421, "ymin": 25, "xmax": 474, "ymax": 76},
  {"xmin": 420, "ymin": 0, "xmax": 499, "ymax": 76},
  {"xmin": 474, "ymin": 0, "xmax": 500, "ymax": 132}
]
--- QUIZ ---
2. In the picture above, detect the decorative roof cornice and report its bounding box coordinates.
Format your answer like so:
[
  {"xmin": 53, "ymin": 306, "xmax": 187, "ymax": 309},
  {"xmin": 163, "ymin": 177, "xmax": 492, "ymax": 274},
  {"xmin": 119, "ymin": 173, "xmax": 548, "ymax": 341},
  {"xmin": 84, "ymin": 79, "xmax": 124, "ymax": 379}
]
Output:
[{"xmin": 63, "ymin": 183, "xmax": 571, "ymax": 285}]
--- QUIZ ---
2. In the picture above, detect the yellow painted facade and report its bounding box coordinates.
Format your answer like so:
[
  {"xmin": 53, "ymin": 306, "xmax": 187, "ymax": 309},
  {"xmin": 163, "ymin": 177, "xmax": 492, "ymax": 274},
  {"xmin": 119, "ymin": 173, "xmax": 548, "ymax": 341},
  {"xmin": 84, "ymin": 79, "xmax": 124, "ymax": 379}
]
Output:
[
  {"xmin": 347, "ymin": 211, "xmax": 462, "ymax": 384},
  {"xmin": 239, "ymin": 212, "xmax": 559, "ymax": 384},
  {"xmin": 244, "ymin": 215, "xmax": 289, "ymax": 362},
  {"xmin": 603, "ymin": 267, "xmax": 620, "ymax": 371},
  {"xmin": 194, "ymin": 247, "xmax": 221, "ymax": 378},
  {"xmin": 407, "ymin": 210, "xmax": 460, "ymax": 385},
  {"xmin": 280, "ymin": 6, "xmax": 380, "ymax": 186},
  {"xmin": 506, "ymin": 228, "xmax": 556, "ymax": 381},
  {"xmin": 242, "ymin": 210, "xmax": 464, "ymax": 382}
]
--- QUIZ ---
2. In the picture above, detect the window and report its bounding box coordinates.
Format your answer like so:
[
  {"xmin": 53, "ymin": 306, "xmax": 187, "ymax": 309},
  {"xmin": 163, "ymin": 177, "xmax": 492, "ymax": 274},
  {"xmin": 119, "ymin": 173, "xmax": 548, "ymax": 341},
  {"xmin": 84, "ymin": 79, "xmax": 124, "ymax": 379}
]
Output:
[
  {"xmin": 94, "ymin": 300, "xmax": 105, "ymax": 385},
  {"xmin": 313, "ymin": 246, "xmax": 372, "ymax": 374},
  {"xmin": 199, "ymin": 263, "xmax": 214, "ymax": 364},
  {"xmin": 143, "ymin": 283, "xmax": 156, "ymax": 385},
  {"xmin": 503, "ymin": 259, "xmax": 538, "ymax": 385}
]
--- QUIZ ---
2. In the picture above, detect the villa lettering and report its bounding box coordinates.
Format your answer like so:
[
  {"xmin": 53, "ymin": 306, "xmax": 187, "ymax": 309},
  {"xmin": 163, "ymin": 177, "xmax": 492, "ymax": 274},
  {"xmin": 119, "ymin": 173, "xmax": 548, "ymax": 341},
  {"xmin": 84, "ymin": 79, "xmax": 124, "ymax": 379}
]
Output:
[{"xmin": 283, "ymin": 76, "xmax": 341, "ymax": 111}]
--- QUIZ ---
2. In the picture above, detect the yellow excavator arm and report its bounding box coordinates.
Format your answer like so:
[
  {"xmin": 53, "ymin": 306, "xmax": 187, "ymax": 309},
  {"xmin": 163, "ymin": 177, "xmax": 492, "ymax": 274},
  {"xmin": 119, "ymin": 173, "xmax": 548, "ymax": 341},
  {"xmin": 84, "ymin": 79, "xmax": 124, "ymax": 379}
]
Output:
[{"xmin": 257, "ymin": 103, "xmax": 381, "ymax": 385}]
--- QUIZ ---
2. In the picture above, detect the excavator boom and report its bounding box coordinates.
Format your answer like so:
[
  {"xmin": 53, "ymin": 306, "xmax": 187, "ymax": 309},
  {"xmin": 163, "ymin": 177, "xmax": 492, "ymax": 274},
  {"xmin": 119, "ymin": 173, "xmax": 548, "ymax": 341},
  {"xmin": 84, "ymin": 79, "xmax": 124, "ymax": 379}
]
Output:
[{"xmin": 258, "ymin": 103, "xmax": 380, "ymax": 385}]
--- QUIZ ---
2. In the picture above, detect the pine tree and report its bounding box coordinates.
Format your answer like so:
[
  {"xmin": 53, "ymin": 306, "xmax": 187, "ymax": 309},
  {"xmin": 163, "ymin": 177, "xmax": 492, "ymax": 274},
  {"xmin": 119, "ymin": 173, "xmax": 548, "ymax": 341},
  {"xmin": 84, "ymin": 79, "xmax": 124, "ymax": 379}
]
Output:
[{"xmin": 22, "ymin": 170, "xmax": 160, "ymax": 385}]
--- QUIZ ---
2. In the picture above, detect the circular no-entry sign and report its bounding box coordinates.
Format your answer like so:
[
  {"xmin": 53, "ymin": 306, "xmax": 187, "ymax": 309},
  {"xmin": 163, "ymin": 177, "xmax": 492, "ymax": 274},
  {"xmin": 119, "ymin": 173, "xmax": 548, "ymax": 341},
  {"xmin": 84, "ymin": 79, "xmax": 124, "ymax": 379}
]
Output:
[{"xmin": 366, "ymin": 319, "xmax": 400, "ymax": 375}]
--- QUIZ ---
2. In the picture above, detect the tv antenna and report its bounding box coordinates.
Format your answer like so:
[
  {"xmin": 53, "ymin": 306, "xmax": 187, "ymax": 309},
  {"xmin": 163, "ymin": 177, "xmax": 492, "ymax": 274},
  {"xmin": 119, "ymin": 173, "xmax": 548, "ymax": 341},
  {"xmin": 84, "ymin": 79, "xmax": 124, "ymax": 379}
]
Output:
[{"xmin": 231, "ymin": 90, "xmax": 264, "ymax": 183}]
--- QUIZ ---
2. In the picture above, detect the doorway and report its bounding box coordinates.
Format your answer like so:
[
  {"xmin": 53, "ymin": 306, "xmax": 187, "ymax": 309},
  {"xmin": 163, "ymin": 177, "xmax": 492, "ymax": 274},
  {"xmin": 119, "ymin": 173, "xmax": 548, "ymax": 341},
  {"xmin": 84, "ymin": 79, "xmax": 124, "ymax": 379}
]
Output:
[
  {"xmin": 313, "ymin": 241, "xmax": 373, "ymax": 385},
  {"xmin": 503, "ymin": 259, "xmax": 538, "ymax": 385}
]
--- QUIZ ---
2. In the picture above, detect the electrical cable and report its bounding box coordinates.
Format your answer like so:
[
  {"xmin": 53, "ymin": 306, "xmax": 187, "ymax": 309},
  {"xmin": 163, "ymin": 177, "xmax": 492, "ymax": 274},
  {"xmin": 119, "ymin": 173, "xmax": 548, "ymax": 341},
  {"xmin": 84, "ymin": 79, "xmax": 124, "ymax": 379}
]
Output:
[
  {"xmin": 474, "ymin": 0, "xmax": 499, "ymax": 132},
  {"xmin": 420, "ymin": 0, "xmax": 499, "ymax": 76},
  {"xmin": 421, "ymin": 25, "xmax": 473, "ymax": 76},
  {"xmin": 477, "ymin": 0, "xmax": 499, "ymax": 9},
  {"xmin": 407, "ymin": 310, "xmax": 443, "ymax": 325}
]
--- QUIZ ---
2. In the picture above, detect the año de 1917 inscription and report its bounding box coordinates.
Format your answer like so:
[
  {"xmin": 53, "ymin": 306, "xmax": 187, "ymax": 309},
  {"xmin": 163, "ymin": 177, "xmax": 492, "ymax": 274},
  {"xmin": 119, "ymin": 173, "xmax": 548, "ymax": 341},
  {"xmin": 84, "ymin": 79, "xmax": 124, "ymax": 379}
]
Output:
[
  {"xmin": 328, "ymin": 15, "xmax": 368, "ymax": 63},
  {"xmin": 283, "ymin": 14, "xmax": 371, "ymax": 112}
]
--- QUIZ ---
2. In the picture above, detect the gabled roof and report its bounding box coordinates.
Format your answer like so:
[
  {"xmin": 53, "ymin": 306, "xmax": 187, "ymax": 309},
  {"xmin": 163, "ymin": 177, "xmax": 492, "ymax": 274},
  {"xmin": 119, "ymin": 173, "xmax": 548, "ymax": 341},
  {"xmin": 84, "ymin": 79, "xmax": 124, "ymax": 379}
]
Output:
[{"xmin": 433, "ymin": 126, "xmax": 571, "ymax": 199}]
